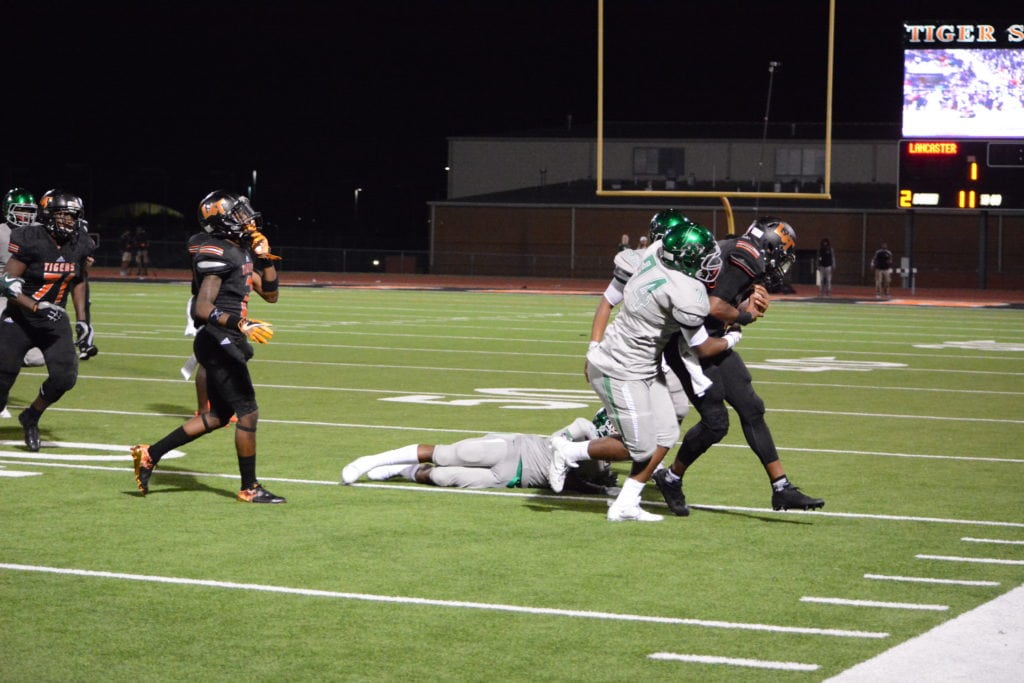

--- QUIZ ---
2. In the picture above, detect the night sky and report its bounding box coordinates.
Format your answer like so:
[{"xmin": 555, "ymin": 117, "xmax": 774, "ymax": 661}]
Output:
[{"xmin": 6, "ymin": 0, "xmax": 1018, "ymax": 250}]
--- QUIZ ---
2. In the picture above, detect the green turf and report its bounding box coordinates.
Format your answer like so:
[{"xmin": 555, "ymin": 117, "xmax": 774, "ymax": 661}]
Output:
[{"xmin": 1, "ymin": 282, "xmax": 1021, "ymax": 681}]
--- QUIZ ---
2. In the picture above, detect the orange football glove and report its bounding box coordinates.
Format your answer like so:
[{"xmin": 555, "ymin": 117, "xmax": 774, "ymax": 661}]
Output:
[
  {"xmin": 238, "ymin": 318, "xmax": 274, "ymax": 344},
  {"xmin": 249, "ymin": 231, "xmax": 282, "ymax": 261}
]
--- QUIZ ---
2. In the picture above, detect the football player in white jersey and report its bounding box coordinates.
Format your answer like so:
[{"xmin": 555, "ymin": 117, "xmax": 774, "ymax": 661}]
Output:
[
  {"xmin": 340, "ymin": 410, "xmax": 620, "ymax": 496},
  {"xmin": 555, "ymin": 220, "xmax": 740, "ymax": 522}
]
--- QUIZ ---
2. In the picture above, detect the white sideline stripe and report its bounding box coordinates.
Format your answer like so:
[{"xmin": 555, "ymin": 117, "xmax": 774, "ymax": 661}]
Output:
[
  {"xmin": 3, "ymin": 459, "xmax": 1024, "ymax": 530},
  {"xmin": 647, "ymin": 652, "xmax": 819, "ymax": 671},
  {"xmin": 801, "ymin": 597, "xmax": 948, "ymax": 611},
  {"xmin": 961, "ymin": 537, "xmax": 1024, "ymax": 545},
  {"xmin": 0, "ymin": 563, "xmax": 887, "ymax": 639},
  {"xmin": 825, "ymin": 585, "xmax": 1024, "ymax": 682},
  {"xmin": 864, "ymin": 574, "xmax": 1000, "ymax": 587},
  {"xmin": 917, "ymin": 554, "xmax": 1024, "ymax": 566},
  {"xmin": 15, "ymin": 406, "xmax": 1024, "ymax": 466}
]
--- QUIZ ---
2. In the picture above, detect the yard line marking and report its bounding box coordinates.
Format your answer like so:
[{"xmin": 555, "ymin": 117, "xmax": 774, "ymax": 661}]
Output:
[
  {"xmin": 0, "ymin": 563, "xmax": 887, "ymax": 639},
  {"xmin": 917, "ymin": 554, "xmax": 1024, "ymax": 566},
  {"xmin": 864, "ymin": 574, "xmax": 1000, "ymax": 587},
  {"xmin": 3, "ymin": 459, "xmax": 1024, "ymax": 529},
  {"xmin": 13, "ymin": 405, "xmax": 1024, "ymax": 465},
  {"xmin": 961, "ymin": 537, "xmax": 1024, "ymax": 545},
  {"xmin": 647, "ymin": 653, "xmax": 819, "ymax": 671},
  {"xmin": 801, "ymin": 597, "xmax": 948, "ymax": 611}
]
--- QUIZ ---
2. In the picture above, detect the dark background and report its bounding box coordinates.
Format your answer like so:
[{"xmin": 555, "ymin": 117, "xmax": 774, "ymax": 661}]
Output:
[{"xmin": 5, "ymin": 1, "xmax": 1016, "ymax": 253}]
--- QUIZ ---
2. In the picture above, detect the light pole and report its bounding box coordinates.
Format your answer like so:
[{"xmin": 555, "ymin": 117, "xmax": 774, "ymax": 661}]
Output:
[{"xmin": 353, "ymin": 187, "xmax": 362, "ymax": 223}]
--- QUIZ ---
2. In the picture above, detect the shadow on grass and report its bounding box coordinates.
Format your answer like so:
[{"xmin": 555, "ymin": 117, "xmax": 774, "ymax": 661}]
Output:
[{"xmin": 123, "ymin": 468, "xmax": 238, "ymax": 501}]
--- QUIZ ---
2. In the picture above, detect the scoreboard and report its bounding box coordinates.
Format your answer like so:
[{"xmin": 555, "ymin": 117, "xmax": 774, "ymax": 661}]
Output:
[
  {"xmin": 898, "ymin": 140, "xmax": 1024, "ymax": 210},
  {"xmin": 899, "ymin": 19, "xmax": 1024, "ymax": 210}
]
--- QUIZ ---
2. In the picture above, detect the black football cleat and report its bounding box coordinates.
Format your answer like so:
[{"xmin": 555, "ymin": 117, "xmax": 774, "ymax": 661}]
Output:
[
  {"xmin": 772, "ymin": 483, "xmax": 824, "ymax": 511},
  {"xmin": 237, "ymin": 484, "xmax": 287, "ymax": 504},
  {"xmin": 652, "ymin": 468, "xmax": 690, "ymax": 516},
  {"xmin": 18, "ymin": 410, "xmax": 40, "ymax": 452}
]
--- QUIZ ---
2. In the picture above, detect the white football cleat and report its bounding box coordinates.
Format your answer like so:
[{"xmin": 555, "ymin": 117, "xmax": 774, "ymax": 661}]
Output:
[
  {"xmin": 607, "ymin": 505, "xmax": 663, "ymax": 522},
  {"xmin": 341, "ymin": 455, "xmax": 381, "ymax": 485},
  {"xmin": 547, "ymin": 435, "xmax": 576, "ymax": 493}
]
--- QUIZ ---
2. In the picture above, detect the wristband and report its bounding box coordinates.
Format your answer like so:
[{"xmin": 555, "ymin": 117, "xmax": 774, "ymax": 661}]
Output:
[
  {"xmin": 736, "ymin": 310, "xmax": 754, "ymax": 326},
  {"xmin": 255, "ymin": 257, "xmax": 276, "ymax": 271},
  {"xmin": 588, "ymin": 341, "xmax": 600, "ymax": 352},
  {"xmin": 724, "ymin": 331, "xmax": 741, "ymax": 349},
  {"xmin": 260, "ymin": 277, "xmax": 279, "ymax": 292}
]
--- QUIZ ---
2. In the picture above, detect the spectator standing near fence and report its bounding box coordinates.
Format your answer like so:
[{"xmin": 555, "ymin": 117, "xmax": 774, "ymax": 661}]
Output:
[
  {"xmin": 871, "ymin": 242, "xmax": 893, "ymax": 299},
  {"xmin": 816, "ymin": 237, "xmax": 835, "ymax": 297}
]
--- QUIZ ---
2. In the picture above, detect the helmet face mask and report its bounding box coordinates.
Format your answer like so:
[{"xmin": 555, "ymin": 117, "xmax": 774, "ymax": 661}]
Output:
[
  {"xmin": 746, "ymin": 217, "xmax": 797, "ymax": 289},
  {"xmin": 38, "ymin": 190, "xmax": 84, "ymax": 244},
  {"xmin": 198, "ymin": 190, "xmax": 262, "ymax": 240},
  {"xmin": 3, "ymin": 187, "xmax": 37, "ymax": 227},
  {"xmin": 658, "ymin": 219, "xmax": 722, "ymax": 283}
]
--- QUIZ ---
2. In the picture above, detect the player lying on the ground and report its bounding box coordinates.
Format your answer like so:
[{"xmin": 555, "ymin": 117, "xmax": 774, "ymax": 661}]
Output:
[{"xmin": 340, "ymin": 413, "xmax": 620, "ymax": 495}]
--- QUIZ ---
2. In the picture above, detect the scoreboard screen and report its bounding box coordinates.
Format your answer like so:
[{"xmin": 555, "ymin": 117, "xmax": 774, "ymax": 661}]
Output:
[
  {"xmin": 898, "ymin": 140, "xmax": 1024, "ymax": 209},
  {"xmin": 898, "ymin": 20, "xmax": 1024, "ymax": 210}
]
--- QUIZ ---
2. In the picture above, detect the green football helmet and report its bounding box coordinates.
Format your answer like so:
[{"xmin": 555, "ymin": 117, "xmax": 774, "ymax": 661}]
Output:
[
  {"xmin": 649, "ymin": 208, "xmax": 687, "ymax": 242},
  {"xmin": 3, "ymin": 187, "xmax": 37, "ymax": 227},
  {"xmin": 659, "ymin": 219, "xmax": 722, "ymax": 283}
]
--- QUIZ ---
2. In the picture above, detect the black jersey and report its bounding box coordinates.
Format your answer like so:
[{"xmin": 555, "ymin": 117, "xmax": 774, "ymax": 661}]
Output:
[
  {"xmin": 704, "ymin": 235, "xmax": 765, "ymax": 337},
  {"xmin": 188, "ymin": 232, "xmax": 254, "ymax": 341},
  {"xmin": 7, "ymin": 223, "xmax": 95, "ymax": 308}
]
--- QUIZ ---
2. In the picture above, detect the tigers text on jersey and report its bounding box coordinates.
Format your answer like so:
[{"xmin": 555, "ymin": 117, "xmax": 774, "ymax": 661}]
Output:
[
  {"xmin": 6, "ymin": 223, "xmax": 94, "ymax": 307},
  {"xmin": 588, "ymin": 248, "xmax": 710, "ymax": 381}
]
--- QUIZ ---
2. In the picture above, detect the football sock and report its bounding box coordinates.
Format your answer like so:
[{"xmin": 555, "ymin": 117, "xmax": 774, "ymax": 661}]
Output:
[
  {"xmin": 561, "ymin": 440, "xmax": 591, "ymax": 463},
  {"xmin": 771, "ymin": 475, "xmax": 789, "ymax": 492},
  {"xmin": 662, "ymin": 468, "xmax": 681, "ymax": 484},
  {"xmin": 618, "ymin": 477, "xmax": 645, "ymax": 507},
  {"xmin": 149, "ymin": 426, "xmax": 193, "ymax": 466},
  {"xmin": 239, "ymin": 455, "xmax": 257, "ymax": 490},
  {"xmin": 400, "ymin": 464, "xmax": 420, "ymax": 481},
  {"xmin": 375, "ymin": 444, "xmax": 420, "ymax": 466}
]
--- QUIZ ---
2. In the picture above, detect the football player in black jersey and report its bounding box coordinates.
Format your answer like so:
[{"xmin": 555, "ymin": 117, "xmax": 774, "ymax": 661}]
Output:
[
  {"xmin": 657, "ymin": 217, "xmax": 825, "ymax": 513},
  {"xmin": 0, "ymin": 190, "xmax": 95, "ymax": 451},
  {"xmin": 131, "ymin": 191, "xmax": 285, "ymax": 503}
]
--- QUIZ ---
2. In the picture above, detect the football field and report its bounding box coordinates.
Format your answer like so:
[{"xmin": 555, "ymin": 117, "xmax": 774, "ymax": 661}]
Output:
[{"xmin": 2, "ymin": 281, "xmax": 1022, "ymax": 681}]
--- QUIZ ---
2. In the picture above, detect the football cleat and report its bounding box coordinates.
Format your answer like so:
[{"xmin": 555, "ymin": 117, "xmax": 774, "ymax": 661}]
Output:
[
  {"xmin": 18, "ymin": 410, "xmax": 40, "ymax": 452},
  {"xmin": 547, "ymin": 435, "xmax": 575, "ymax": 493},
  {"xmin": 607, "ymin": 504, "xmax": 663, "ymax": 522},
  {"xmin": 652, "ymin": 468, "xmax": 690, "ymax": 517},
  {"xmin": 772, "ymin": 483, "xmax": 824, "ymax": 511},
  {"xmin": 237, "ymin": 483, "xmax": 287, "ymax": 504},
  {"xmin": 341, "ymin": 455, "xmax": 383, "ymax": 485},
  {"xmin": 0, "ymin": 406, "xmax": 11, "ymax": 419},
  {"xmin": 130, "ymin": 444, "xmax": 154, "ymax": 495}
]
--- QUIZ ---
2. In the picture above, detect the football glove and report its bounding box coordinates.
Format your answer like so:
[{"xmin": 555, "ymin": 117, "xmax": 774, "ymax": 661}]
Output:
[
  {"xmin": 248, "ymin": 231, "xmax": 282, "ymax": 261},
  {"xmin": 238, "ymin": 318, "xmax": 274, "ymax": 344},
  {"xmin": 75, "ymin": 321, "xmax": 99, "ymax": 360},
  {"xmin": 35, "ymin": 301, "xmax": 65, "ymax": 322},
  {"xmin": 1, "ymin": 273, "xmax": 24, "ymax": 299}
]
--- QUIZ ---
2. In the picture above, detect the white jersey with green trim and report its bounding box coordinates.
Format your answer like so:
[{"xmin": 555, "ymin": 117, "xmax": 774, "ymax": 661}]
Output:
[{"xmin": 587, "ymin": 244, "xmax": 710, "ymax": 381}]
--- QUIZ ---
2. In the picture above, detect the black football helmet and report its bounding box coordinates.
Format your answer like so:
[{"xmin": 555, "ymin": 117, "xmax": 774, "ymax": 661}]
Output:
[
  {"xmin": 38, "ymin": 190, "xmax": 84, "ymax": 244},
  {"xmin": 197, "ymin": 190, "xmax": 262, "ymax": 239},
  {"xmin": 3, "ymin": 187, "xmax": 37, "ymax": 227},
  {"xmin": 745, "ymin": 217, "xmax": 796, "ymax": 289}
]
